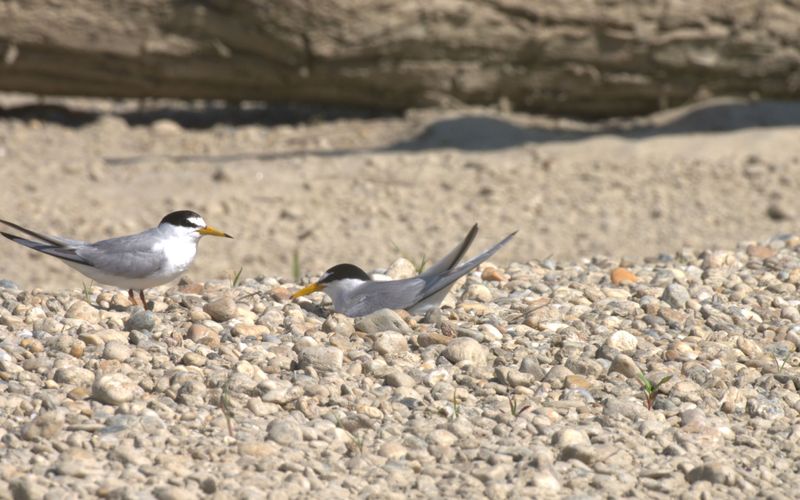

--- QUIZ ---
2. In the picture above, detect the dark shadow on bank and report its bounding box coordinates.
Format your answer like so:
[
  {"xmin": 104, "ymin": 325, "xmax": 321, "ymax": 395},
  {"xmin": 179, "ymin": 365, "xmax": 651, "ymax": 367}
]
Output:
[
  {"xmin": 4, "ymin": 97, "xmax": 797, "ymax": 164},
  {"xmin": 0, "ymin": 100, "xmax": 396, "ymax": 129},
  {"xmin": 388, "ymin": 100, "xmax": 800, "ymax": 152}
]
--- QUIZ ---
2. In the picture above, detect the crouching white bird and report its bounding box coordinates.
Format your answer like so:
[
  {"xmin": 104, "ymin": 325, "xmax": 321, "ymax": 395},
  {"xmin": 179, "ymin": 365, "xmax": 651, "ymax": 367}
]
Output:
[
  {"xmin": 292, "ymin": 224, "xmax": 516, "ymax": 317},
  {"xmin": 0, "ymin": 210, "xmax": 233, "ymax": 309}
]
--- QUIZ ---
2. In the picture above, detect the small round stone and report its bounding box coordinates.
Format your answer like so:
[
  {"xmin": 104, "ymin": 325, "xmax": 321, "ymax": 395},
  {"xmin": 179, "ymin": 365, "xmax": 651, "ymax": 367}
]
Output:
[
  {"xmin": 102, "ymin": 340, "xmax": 132, "ymax": 361},
  {"xmin": 203, "ymin": 296, "xmax": 237, "ymax": 322},
  {"xmin": 267, "ymin": 419, "xmax": 303, "ymax": 446},
  {"xmin": 443, "ymin": 337, "xmax": 487, "ymax": 366},
  {"xmin": 373, "ymin": 331, "xmax": 409, "ymax": 355},
  {"xmin": 92, "ymin": 373, "xmax": 141, "ymax": 405},
  {"xmin": 124, "ymin": 310, "xmax": 156, "ymax": 331}
]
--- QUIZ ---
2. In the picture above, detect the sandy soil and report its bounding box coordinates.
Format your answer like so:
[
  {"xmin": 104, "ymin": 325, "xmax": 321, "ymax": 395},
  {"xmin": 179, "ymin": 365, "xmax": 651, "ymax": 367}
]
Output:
[{"xmin": 1, "ymin": 94, "xmax": 799, "ymax": 290}]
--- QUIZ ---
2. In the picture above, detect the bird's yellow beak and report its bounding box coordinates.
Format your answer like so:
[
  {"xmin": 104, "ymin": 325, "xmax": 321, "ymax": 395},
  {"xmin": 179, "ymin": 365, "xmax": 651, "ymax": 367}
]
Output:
[
  {"xmin": 292, "ymin": 282, "xmax": 324, "ymax": 298},
  {"xmin": 199, "ymin": 226, "xmax": 233, "ymax": 238}
]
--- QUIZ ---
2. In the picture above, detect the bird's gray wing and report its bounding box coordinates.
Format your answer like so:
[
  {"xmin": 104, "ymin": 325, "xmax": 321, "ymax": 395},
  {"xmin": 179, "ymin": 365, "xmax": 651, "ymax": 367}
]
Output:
[
  {"xmin": 0, "ymin": 218, "xmax": 86, "ymax": 247},
  {"xmin": 414, "ymin": 230, "xmax": 518, "ymax": 307},
  {"xmin": 419, "ymin": 224, "xmax": 479, "ymax": 278},
  {"xmin": 344, "ymin": 278, "xmax": 427, "ymax": 317},
  {"xmin": 75, "ymin": 231, "xmax": 165, "ymax": 279}
]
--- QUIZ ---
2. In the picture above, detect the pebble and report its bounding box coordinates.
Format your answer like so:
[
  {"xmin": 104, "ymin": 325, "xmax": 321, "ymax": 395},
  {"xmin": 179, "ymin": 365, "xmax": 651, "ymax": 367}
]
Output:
[
  {"xmin": 10, "ymin": 476, "xmax": 46, "ymax": 500},
  {"xmin": 610, "ymin": 267, "xmax": 637, "ymax": 284},
  {"xmin": 65, "ymin": 300, "xmax": 99, "ymax": 322},
  {"xmin": 379, "ymin": 440, "xmax": 407, "ymax": 459},
  {"xmin": 355, "ymin": 308, "xmax": 411, "ymax": 334},
  {"xmin": 481, "ymin": 267, "xmax": 506, "ymax": 281},
  {"xmin": 428, "ymin": 429, "xmax": 458, "ymax": 447},
  {"xmin": 463, "ymin": 284, "xmax": 493, "ymax": 302},
  {"xmin": 153, "ymin": 485, "xmax": 195, "ymax": 500},
  {"xmin": 0, "ymin": 278, "xmax": 20, "ymax": 289},
  {"xmin": 297, "ymin": 346, "xmax": 344, "ymax": 372},
  {"xmin": 551, "ymin": 428, "xmax": 590, "ymax": 448},
  {"xmin": 322, "ymin": 314, "xmax": 355, "ymax": 336},
  {"xmin": 124, "ymin": 310, "xmax": 156, "ymax": 331},
  {"xmin": 187, "ymin": 324, "xmax": 220, "ymax": 347},
  {"xmin": 564, "ymin": 374, "xmax": 593, "ymax": 390},
  {"xmin": 385, "ymin": 370, "xmax": 416, "ymax": 387},
  {"xmin": 609, "ymin": 354, "xmax": 640, "ymax": 377},
  {"xmin": 531, "ymin": 471, "xmax": 561, "ymax": 492},
  {"xmin": 151, "ymin": 118, "xmax": 182, "ymax": 135},
  {"xmin": 417, "ymin": 332, "xmax": 452, "ymax": 347},
  {"xmin": 232, "ymin": 323, "xmax": 267, "ymax": 337},
  {"xmin": 267, "ymin": 419, "xmax": 303, "ymax": 446},
  {"xmin": 605, "ymin": 330, "xmax": 638, "ymax": 353},
  {"xmin": 54, "ymin": 366, "xmax": 95, "ymax": 386},
  {"xmin": 386, "ymin": 258, "xmax": 418, "ymax": 279},
  {"xmin": 21, "ymin": 411, "xmax": 64, "ymax": 441},
  {"xmin": 661, "ymin": 283, "xmax": 690, "ymax": 309},
  {"xmin": 181, "ymin": 351, "xmax": 207, "ymax": 367},
  {"xmin": 443, "ymin": 337, "xmax": 487, "ymax": 365},
  {"xmin": 374, "ymin": 331, "xmax": 409, "ymax": 355},
  {"xmin": 542, "ymin": 365, "xmax": 574, "ymax": 389},
  {"xmin": 203, "ymin": 296, "xmax": 237, "ymax": 322},
  {"xmin": 685, "ymin": 462, "xmax": 738, "ymax": 485},
  {"xmin": 92, "ymin": 373, "xmax": 141, "ymax": 405},
  {"xmin": 102, "ymin": 340, "xmax": 132, "ymax": 361},
  {"xmin": 0, "ymin": 233, "xmax": 798, "ymax": 497}
]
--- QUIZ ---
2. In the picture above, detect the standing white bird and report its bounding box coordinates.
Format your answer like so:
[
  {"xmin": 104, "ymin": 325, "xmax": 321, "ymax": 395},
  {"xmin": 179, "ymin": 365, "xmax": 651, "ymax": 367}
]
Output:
[
  {"xmin": 292, "ymin": 224, "xmax": 516, "ymax": 317},
  {"xmin": 0, "ymin": 210, "xmax": 233, "ymax": 309}
]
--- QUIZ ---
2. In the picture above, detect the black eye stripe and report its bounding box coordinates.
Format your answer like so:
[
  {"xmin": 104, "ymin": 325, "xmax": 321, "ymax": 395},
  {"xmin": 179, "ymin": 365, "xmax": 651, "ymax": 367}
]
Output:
[
  {"xmin": 160, "ymin": 210, "xmax": 204, "ymax": 228},
  {"xmin": 319, "ymin": 264, "xmax": 371, "ymax": 283}
]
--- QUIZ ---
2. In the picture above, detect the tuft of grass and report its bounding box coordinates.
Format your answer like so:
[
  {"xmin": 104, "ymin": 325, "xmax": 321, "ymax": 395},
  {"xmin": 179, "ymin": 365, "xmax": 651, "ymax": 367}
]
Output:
[
  {"xmin": 450, "ymin": 389, "xmax": 460, "ymax": 422},
  {"xmin": 414, "ymin": 254, "xmax": 428, "ymax": 274},
  {"xmin": 773, "ymin": 352, "xmax": 790, "ymax": 373},
  {"xmin": 637, "ymin": 372, "xmax": 672, "ymax": 411},
  {"xmin": 332, "ymin": 413, "xmax": 365, "ymax": 456},
  {"xmin": 292, "ymin": 248, "xmax": 301, "ymax": 283},
  {"xmin": 81, "ymin": 281, "xmax": 94, "ymax": 303},
  {"xmin": 508, "ymin": 394, "xmax": 530, "ymax": 417},
  {"xmin": 229, "ymin": 266, "xmax": 244, "ymax": 288},
  {"xmin": 390, "ymin": 240, "xmax": 428, "ymax": 274},
  {"xmin": 220, "ymin": 376, "xmax": 235, "ymax": 437},
  {"xmin": 349, "ymin": 431, "xmax": 365, "ymax": 455}
]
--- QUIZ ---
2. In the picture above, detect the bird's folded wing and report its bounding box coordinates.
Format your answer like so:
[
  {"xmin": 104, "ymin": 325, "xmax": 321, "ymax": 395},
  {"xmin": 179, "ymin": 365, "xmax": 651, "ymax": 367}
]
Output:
[
  {"xmin": 77, "ymin": 246, "xmax": 164, "ymax": 279},
  {"xmin": 419, "ymin": 224, "xmax": 478, "ymax": 278},
  {"xmin": 345, "ymin": 278, "xmax": 426, "ymax": 317}
]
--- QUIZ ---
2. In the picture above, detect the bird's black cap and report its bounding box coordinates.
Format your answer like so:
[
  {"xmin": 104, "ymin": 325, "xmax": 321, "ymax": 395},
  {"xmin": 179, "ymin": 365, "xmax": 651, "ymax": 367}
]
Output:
[
  {"xmin": 160, "ymin": 210, "xmax": 205, "ymax": 228},
  {"xmin": 319, "ymin": 263, "xmax": 371, "ymax": 283}
]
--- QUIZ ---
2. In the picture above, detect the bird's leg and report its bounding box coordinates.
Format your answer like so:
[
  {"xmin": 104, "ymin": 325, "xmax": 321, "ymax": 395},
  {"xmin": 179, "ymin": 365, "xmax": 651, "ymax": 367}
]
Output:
[
  {"xmin": 128, "ymin": 289, "xmax": 137, "ymax": 306},
  {"xmin": 140, "ymin": 290, "xmax": 149, "ymax": 311}
]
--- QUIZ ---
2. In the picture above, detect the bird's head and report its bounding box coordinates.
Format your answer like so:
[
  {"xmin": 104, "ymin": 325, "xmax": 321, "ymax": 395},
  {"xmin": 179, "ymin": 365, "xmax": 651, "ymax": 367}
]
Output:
[
  {"xmin": 292, "ymin": 263, "xmax": 371, "ymax": 298},
  {"xmin": 159, "ymin": 210, "xmax": 233, "ymax": 240}
]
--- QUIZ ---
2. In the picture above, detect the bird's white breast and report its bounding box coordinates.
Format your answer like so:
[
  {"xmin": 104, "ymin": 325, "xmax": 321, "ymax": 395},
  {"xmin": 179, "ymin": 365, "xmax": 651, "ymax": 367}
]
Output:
[{"xmin": 158, "ymin": 236, "xmax": 198, "ymax": 275}]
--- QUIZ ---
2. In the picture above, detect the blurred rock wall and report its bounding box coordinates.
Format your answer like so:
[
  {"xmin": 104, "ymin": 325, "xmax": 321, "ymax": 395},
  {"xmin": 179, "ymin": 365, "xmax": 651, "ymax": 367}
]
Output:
[{"xmin": 1, "ymin": 0, "xmax": 799, "ymax": 116}]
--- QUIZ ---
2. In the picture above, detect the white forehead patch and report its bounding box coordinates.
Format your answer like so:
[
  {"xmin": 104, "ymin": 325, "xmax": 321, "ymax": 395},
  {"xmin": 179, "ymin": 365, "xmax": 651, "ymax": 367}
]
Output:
[{"xmin": 188, "ymin": 216, "xmax": 206, "ymax": 227}]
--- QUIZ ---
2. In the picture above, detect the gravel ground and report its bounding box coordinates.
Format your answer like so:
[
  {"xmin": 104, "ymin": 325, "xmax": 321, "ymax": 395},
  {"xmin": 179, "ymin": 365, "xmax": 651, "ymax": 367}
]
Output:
[{"xmin": 1, "ymin": 233, "xmax": 799, "ymax": 498}]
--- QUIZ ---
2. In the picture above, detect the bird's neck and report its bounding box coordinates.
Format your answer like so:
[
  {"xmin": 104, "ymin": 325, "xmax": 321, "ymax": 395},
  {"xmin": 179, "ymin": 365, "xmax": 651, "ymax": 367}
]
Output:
[
  {"xmin": 326, "ymin": 279, "xmax": 366, "ymax": 310},
  {"xmin": 159, "ymin": 233, "xmax": 199, "ymax": 273}
]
